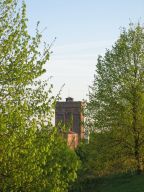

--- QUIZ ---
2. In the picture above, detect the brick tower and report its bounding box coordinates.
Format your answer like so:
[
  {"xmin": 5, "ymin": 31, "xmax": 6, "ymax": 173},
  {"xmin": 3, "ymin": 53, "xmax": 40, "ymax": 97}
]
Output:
[{"xmin": 55, "ymin": 97, "xmax": 84, "ymax": 147}]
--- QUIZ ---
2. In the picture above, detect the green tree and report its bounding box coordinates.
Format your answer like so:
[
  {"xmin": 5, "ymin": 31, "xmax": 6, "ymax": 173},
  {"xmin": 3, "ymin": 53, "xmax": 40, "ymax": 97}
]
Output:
[
  {"xmin": 87, "ymin": 23, "xmax": 144, "ymax": 174},
  {"xmin": 0, "ymin": 0, "xmax": 79, "ymax": 191}
]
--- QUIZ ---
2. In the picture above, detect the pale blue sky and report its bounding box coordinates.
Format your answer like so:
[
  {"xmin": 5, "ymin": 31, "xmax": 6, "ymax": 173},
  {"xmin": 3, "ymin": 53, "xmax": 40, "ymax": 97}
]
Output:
[{"xmin": 25, "ymin": 0, "xmax": 144, "ymax": 101}]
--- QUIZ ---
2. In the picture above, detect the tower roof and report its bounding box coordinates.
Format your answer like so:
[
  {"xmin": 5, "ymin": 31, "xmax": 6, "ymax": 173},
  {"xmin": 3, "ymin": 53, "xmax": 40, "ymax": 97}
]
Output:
[{"xmin": 66, "ymin": 97, "xmax": 74, "ymax": 102}]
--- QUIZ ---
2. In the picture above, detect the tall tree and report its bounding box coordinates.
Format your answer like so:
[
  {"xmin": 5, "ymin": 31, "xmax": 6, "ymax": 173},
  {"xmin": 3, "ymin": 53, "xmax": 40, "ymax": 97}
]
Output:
[
  {"xmin": 0, "ymin": 0, "xmax": 79, "ymax": 191},
  {"xmin": 87, "ymin": 23, "xmax": 144, "ymax": 174}
]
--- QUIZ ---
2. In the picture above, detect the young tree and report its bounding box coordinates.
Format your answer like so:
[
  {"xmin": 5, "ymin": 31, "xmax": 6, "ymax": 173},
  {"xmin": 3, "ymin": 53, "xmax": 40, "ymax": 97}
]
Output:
[
  {"xmin": 0, "ymin": 0, "xmax": 79, "ymax": 191},
  {"xmin": 87, "ymin": 23, "xmax": 144, "ymax": 174}
]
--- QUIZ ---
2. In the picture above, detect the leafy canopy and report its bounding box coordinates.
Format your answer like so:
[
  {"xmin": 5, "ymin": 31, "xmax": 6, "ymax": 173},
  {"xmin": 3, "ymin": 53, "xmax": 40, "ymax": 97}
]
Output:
[{"xmin": 0, "ymin": 0, "xmax": 79, "ymax": 191}]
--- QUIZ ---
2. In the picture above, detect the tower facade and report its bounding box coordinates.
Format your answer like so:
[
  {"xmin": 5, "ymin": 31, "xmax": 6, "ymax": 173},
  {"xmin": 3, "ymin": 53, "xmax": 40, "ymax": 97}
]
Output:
[{"xmin": 55, "ymin": 97, "xmax": 84, "ymax": 140}]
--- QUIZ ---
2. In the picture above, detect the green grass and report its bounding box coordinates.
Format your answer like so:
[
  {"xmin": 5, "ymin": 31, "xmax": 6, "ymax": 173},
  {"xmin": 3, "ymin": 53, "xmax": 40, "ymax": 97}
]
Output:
[
  {"xmin": 70, "ymin": 173, "xmax": 144, "ymax": 192},
  {"xmin": 95, "ymin": 173, "xmax": 144, "ymax": 192}
]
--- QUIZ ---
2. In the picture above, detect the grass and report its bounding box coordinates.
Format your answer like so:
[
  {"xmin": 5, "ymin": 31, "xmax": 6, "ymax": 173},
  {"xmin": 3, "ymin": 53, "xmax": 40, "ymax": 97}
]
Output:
[
  {"xmin": 70, "ymin": 173, "xmax": 144, "ymax": 192},
  {"xmin": 95, "ymin": 173, "xmax": 144, "ymax": 192}
]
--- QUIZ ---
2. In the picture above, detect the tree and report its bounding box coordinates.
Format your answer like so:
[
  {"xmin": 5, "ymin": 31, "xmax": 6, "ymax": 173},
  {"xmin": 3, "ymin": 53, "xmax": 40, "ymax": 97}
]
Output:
[
  {"xmin": 87, "ymin": 23, "xmax": 144, "ymax": 174},
  {"xmin": 0, "ymin": 0, "xmax": 79, "ymax": 191}
]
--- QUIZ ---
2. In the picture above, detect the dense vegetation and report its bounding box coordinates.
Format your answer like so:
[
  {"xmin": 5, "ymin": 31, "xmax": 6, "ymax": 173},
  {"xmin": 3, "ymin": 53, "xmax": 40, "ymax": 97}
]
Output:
[{"xmin": 0, "ymin": 0, "xmax": 79, "ymax": 191}]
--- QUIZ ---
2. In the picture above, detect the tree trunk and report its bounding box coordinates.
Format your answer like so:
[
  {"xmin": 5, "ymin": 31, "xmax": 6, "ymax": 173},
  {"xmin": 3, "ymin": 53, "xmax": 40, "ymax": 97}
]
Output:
[
  {"xmin": 134, "ymin": 139, "xmax": 142, "ymax": 174},
  {"xmin": 131, "ymin": 74, "xmax": 142, "ymax": 174}
]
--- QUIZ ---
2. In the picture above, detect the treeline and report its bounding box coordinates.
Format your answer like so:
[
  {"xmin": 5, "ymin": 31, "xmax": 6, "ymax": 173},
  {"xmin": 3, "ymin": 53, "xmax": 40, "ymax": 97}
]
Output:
[{"xmin": 70, "ymin": 22, "xmax": 144, "ymax": 191}]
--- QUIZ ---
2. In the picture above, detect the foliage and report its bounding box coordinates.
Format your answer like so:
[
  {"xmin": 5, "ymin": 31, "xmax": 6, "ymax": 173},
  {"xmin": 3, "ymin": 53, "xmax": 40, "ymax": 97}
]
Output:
[
  {"xmin": 0, "ymin": 0, "xmax": 79, "ymax": 191},
  {"xmin": 70, "ymin": 133, "xmax": 130, "ymax": 192},
  {"xmin": 87, "ymin": 23, "xmax": 144, "ymax": 174}
]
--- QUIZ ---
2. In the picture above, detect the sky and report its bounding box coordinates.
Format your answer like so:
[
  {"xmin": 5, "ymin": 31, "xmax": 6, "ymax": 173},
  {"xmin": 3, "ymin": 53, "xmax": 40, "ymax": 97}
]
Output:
[{"xmin": 24, "ymin": 0, "xmax": 144, "ymax": 101}]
